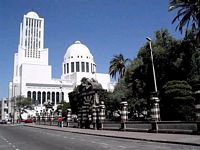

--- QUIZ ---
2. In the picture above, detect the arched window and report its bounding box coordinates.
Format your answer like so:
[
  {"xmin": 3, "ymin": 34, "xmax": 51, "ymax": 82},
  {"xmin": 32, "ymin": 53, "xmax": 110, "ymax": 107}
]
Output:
[
  {"xmin": 62, "ymin": 92, "xmax": 64, "ymax": 101},
  {"xmin": 47, "ymin": 91, "xmax": 50, "ymax": 102},
  {"xmin": 42, "ymin": 91, "xmax": 46, "ymax": 104},
  {"xmin": 81, "ymin": 62, "xmax": 85, "ymax": 72},
  {"xmin": 37, "ymin": 91, "xmax": 41, "ymax": 105},
  {"xmin": 76, "ymin": 62, "xmax": 80, "ymax": 72},
  {"xmin": 64, "ymin": 64, "xmax": 66, "ymax": 74},
  {"xmin": 71, "ymin": 62, "xmax": 74, "ymax": 72},
  {"xmin": 27, "ymin": 91, "xmax": 31, "ymax": 99},
  {"xmin": 86, "ymin": 62, "xmax": 89, "ymax": 72},
  {"xmin": 32, "ymin": 91, "xmax": 36, "ymax": 105},
  {"xmin": 52, "ymin": 92, "xmax": 55, "ymax": 105},
  {"xmin": 56, "ymin": 92, "xmax": 59, "ymax": 104},
  {"xmin": 67, "ymin": 63, "xmax": 69, "ymax": 73}
]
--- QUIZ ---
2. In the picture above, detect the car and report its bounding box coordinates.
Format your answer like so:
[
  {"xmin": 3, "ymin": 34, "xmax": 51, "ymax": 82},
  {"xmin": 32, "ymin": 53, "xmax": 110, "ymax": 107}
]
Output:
[
  {"xmin": 21, "ymin": 119, "xmax": 33, "ymax": 123},
  {"xmin": 0, "ymin": 120, "xmax": 7, "ymax": 124}
]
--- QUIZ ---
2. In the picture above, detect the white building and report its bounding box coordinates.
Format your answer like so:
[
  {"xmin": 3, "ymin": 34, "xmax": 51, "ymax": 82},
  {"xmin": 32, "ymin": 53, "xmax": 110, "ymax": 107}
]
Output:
[
  {"xmin": 8, "ymin": 11, "xmax": 114, "ymax": 115},
  {"xmin": 0, "ymin": 98, "xmax": 9, "ymax": 121}
]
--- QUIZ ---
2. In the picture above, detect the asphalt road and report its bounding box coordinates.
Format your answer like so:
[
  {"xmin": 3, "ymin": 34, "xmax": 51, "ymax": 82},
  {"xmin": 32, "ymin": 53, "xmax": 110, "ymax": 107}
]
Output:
[{"xmin": 0, "ymin": 124, "xmax": 199, "ymax": 150}]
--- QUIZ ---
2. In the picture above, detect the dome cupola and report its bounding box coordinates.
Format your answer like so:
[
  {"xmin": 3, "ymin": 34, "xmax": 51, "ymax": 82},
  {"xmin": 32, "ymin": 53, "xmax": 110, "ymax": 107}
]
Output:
[
  {"xmin": 26, "ymin": 11, "xmax": 40, "ymax": 18},
  {"xmin": 64, "ymin": 41, "xmax": 93, "ymax": 60},
  {"xmin": 62, "ymin": 41, "xmax": 96, "ymax": 77}
]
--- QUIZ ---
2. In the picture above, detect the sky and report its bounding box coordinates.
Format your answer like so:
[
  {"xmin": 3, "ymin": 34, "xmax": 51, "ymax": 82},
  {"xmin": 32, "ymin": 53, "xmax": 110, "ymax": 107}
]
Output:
[{"xmin": 0, "ymin": 0, "xmax": 183, "ymax": 99}]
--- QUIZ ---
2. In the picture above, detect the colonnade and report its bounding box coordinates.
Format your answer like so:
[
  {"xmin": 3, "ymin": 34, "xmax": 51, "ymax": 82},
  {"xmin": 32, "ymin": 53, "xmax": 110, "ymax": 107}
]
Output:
[{"xmin": 27, "ymin": 91, "xmax": 64, "ymax": 106}]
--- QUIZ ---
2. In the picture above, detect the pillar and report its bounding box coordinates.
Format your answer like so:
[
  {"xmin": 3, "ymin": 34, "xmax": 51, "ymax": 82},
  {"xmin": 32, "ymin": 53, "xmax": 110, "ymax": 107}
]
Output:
[
  {"xmin": 150, "ymin": 92, "xmax": 160, "ymax": 121},
  {"xmin": 98, "ymin": 101, "xmax": 105, "ymax": 129},
  {"xmin": 120, "ymin": 101, "xmax": 128, "ymax": 131},
  {"xmin": 92, "ymin": 106, "xmax": 97, "ymax": 130},
  {"xmin": 66, "ymin": 109, "xmax": 72, "ymax": 127}
]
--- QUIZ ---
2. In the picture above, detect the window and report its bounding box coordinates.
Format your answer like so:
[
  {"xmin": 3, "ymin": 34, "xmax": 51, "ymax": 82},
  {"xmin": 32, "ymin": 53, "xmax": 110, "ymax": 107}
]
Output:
[
  {"xmin": 62, "ymin": 92, "xmax": 64, "ymax": 101},
  {"xmin": 37, "ymin": 91, "xmax": 41, "ymax": 105},
  {"xmin": 71, "ymin": 62, "xmax": 74, "ymax": 72},
  {"xmin": 52, "ymin": 92, "xmax": 55, "ymax": 105},
  {"xmin": 67, "ymin": 63, "xmax": 69, "ymax": 73},
  {"xmin": 33, "ymin": 91, "xmax": 36, "ymax": 105},
  {"xmin": 91, "ymin": 63, "xmax": 93, "ymax": 73},
  {"xmin": 56, "ymin": 92, "xmax": 59, "ymax": 104},
  {"xmin": 27, "ymin": 91, "xmax": 31, "ymax": 99},
  {"xmin": 26, "ymin": 19, "xmax": 28, "ymax": 25},
  {"xmin": 86, "ymin": 62, "xmax": 89, "ymax": 72},
  {"xmin": 42, "ymin": 92, "xmax": 46, "ymax": 104},
  {"xmin": 64, "ymin": 64, "xmax": 66, "ymax": 74},
  {"xmin": 81, "ymin": 62, "xmax": 85, "ymax": 72},
  {"xmin": 47, "ymin": 92, "xmax": 50, "ymax": 101},
  {"xmin": 76, "ymin": 62, "xmax": 80, "ymax": 72},
  {"xmin": 93, "ymin": 64, "xmax": 96, "ymax": 72}
]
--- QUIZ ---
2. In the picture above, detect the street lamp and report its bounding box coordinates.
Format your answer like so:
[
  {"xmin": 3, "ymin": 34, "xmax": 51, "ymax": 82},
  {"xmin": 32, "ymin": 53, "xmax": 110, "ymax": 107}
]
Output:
[
  {"xmin": 59, "ymin": 80, "xmax": 63, "ymax": 103},
  {"xmin": 146, "ymin": 37, "xmax": 160, "ymax": 123},
  {"xmin": 146, "ymin": 37, "xmax": 158, "ymax": 93},
  {"xmin": 13, "ymin": 84, "xmax": 17, "ymax": 124}
]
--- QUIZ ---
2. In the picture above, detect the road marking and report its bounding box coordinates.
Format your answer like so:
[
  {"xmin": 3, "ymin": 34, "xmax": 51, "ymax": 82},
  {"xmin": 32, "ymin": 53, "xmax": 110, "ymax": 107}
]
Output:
[
  {"xmin": 118, "ymin": 145, "xmax": 127, "ymax": 149},
  {"xmin": 91, "ymin": 141, "xmax": 98, "ymax": 144},
  {"xmin": 99, "ymin": 142, "xmax": 108, "ymax": 146}
]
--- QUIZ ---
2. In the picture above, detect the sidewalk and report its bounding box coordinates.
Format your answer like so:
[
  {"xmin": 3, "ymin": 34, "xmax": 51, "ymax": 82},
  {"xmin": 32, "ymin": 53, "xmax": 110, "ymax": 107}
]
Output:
[{"xmin": 26, "ymin": 123, "xmax": 200, "ymax": 146}]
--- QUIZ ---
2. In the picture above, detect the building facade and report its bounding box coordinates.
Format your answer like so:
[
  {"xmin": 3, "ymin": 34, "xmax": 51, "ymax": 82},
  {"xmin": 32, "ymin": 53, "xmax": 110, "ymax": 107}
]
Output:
[
  {"xmin": 0, "ymin": 98, "xmax": 9, "ymax": 121},
  {"xmin": 8, "ymin": 11, "xmax": 114, "ymax": 116}
]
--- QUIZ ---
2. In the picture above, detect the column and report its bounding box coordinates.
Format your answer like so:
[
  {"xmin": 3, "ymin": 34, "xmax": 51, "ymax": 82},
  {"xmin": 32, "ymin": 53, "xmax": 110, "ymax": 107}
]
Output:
[{"xmin": 120, "ymin": 101, "xmax": 128, "ymax": 131}]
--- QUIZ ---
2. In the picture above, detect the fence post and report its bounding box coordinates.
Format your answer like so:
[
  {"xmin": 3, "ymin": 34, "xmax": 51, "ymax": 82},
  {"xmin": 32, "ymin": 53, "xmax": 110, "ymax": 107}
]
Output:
[
  {"xmin": 98, "ymin": 101, "xmax": 105, "ymax": 130},
  {"xmin": 66, "ymin": 109, "xmax": 72, "ymax": 127},
  {"xmin": 120, "ymin": 101, "xmax": 128, "ymax": 131},
  {"xmin": 92, "ymin": 106, "xmax": 97, "ymax": 130}
]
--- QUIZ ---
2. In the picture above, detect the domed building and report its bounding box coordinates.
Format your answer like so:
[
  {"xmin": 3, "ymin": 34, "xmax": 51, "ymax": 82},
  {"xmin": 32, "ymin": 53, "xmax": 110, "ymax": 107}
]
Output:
[
  {"xmin": 8, "ymin": 11, "xmax": 114, "ymax": 115},
  {"xmin": 61, "ymin": 41, "xmax": 113, "ymax": 90}
]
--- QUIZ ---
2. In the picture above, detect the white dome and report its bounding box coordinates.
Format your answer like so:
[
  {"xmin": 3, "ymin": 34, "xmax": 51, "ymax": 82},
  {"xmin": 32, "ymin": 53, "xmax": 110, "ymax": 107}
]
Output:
[
  {"xmin": 64, "ymin": 41, "xmax": 93, "ymax": 60},
  {"xmin": 26, "ymin": 11, "xmax": 39, "ymax": 18}
]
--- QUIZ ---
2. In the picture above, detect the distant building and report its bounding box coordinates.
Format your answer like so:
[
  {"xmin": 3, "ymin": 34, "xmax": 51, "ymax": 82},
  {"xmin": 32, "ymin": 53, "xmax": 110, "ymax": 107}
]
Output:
[
  {"xmin": 8, "ymin": 11, "xmax": 114, "ymax": 115},
  {"xmin": 0, "ymin": 98, "xmax": 9, "ymax": 121}
]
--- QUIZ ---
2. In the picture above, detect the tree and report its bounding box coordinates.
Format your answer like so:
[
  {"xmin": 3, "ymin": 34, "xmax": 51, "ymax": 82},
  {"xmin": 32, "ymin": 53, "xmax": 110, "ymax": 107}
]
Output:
[
  {"xmin": 12, "ymin": 96, "xmax": 32, "ymax": 120},
  {"xmin": 169, "ymin": 0, "xmax": 200, "ymax": 43},
  {"xmin": 56, "ymin": 101, "xmax": 70, "ymax": 118},
  {"xmin": 161, "ymin": 80, "xmax": 195, "ymax": 121},
  {"xmin": 109, "ymin": 53, "xmax": 130, "ymax": 80}
]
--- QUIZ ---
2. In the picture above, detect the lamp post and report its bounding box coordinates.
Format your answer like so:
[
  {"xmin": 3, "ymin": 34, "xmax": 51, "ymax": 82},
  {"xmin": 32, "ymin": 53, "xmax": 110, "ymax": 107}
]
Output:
[
  {"xmin": 13, "ymin": 84, "xmax": 17, "ymax": 124},
  {"xmin": 146, "ymin": 37, "xmax": 160, "ymax": 124},
  {"xmin": 146, "ymin": 37, "xmax": 157, "ymax": 93},
  {"xmin": 59, "ymin": 80, "xmax": 63, "ymax": 103}
]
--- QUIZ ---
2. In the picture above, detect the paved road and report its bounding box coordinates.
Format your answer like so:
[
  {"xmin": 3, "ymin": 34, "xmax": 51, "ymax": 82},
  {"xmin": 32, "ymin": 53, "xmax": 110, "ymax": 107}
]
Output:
[{"xmin": 0, "ymin": 124, "xmax": 199, "ymax": 150}]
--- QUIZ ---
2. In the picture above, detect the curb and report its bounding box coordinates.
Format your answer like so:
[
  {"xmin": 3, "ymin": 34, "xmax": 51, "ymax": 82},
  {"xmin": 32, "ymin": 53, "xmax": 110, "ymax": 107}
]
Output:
[{"xmin": 25, "ymin": 124, "xmax": 200, "ymax": 147}]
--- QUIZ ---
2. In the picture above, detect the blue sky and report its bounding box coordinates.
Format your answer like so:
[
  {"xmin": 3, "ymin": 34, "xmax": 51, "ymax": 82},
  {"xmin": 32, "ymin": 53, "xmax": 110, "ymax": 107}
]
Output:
[{"xmin": 0, "ymin": 0, "xmax": 182, "ymax": 99}]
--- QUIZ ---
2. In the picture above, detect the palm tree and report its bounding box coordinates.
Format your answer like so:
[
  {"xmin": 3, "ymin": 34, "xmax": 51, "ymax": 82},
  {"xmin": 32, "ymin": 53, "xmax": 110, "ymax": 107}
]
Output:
[
  {"xmin": 109, "ymin": 54, "xmax": 130, "ymax": 80},
  {"xmin": 169, "ymin": 0, "xmax": 200, "ymax": 42}
]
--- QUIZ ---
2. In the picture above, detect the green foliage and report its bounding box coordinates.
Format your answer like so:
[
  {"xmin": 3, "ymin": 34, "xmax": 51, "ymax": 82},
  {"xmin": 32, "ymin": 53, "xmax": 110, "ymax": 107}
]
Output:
[
  {"xmin": 109, "ymin": 53, "xmax": 130, "ymax": 80},
  {"xmin": 111, "ymin": 28, "xmax": 200, "ymax": 120},
  {"xmin": 161, "ymin": 80, "xmax": 195, "ymax": 121},
  {"xmin": 15, "ymin": 96, "xmax": 32, "ymax": 109},
  {"xmin": 169, "ymin": 0, "xmax": 200, "ymax": 43},
  {"xmin": 56, "ymin": 101, "xmax": 70, "ymax": 117}
]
